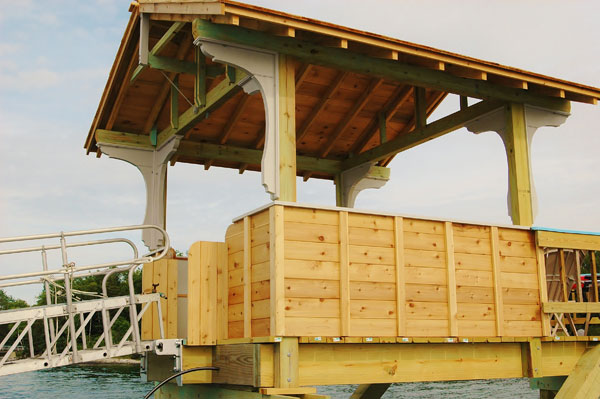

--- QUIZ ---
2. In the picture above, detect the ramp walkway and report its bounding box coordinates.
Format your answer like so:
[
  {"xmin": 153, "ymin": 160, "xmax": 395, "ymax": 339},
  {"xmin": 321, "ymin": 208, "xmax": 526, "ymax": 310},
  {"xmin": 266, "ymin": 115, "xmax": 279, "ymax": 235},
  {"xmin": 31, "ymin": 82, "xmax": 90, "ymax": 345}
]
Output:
[{"xmin": 0, "ymin": 225, "xmax": 169, "ymax": 376}]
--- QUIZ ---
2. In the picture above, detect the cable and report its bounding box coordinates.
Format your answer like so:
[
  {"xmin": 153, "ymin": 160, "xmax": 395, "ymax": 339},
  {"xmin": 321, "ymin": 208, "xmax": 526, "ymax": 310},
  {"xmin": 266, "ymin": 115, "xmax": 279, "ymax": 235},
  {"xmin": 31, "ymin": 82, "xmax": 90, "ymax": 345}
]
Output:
[{"xmin": 143, "ymin": 366, "xmax": 219, "ymax": 398}]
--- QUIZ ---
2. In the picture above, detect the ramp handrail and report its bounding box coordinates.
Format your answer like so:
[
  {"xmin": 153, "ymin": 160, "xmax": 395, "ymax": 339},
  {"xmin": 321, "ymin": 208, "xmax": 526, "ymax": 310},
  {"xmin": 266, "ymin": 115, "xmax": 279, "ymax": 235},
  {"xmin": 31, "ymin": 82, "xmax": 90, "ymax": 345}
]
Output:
[{"xmin": 0, "ymin": 224, "xmax": 170, "ymax": 372}]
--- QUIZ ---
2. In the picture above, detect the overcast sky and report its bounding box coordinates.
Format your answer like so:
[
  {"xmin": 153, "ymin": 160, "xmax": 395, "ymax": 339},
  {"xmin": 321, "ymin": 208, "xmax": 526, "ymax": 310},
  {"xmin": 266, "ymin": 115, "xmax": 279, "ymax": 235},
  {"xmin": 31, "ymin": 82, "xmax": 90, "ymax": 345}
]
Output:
[{"xmin": 1, "ymin": 0, "xmax": 599, "ymax": 303}]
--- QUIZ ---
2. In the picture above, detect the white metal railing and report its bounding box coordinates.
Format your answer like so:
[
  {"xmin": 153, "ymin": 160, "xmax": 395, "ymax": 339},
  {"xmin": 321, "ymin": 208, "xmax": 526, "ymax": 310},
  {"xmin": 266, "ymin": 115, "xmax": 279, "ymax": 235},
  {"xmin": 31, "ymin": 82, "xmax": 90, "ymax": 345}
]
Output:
[{"xmin": 0, "ymin": 225, "xmax": 170, "ymax": 375}]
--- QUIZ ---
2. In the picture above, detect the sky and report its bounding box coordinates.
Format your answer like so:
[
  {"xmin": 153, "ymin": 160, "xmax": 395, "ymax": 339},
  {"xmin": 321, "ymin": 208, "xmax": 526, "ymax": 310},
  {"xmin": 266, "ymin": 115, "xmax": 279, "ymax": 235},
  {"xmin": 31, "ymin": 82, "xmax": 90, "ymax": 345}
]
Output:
[{"xmin": 1, "ymin": 0, "xmax": 599, "ymax": 303}]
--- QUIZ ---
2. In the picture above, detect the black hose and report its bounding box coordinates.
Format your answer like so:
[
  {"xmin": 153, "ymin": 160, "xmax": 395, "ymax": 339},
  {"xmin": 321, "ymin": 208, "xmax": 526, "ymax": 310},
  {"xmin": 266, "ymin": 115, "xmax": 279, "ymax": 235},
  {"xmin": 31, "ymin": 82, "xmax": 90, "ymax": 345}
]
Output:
[{"xmin": 143, "ymin": 366, "xmax": 219, "ymax": 398}]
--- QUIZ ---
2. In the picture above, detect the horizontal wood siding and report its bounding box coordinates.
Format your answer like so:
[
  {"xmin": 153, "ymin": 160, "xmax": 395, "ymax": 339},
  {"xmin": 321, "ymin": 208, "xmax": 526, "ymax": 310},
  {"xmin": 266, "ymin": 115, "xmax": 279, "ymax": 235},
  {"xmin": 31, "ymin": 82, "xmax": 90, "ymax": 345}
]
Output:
[{"xmin": 222, "ymin": 205, "xmax": 546, "ymax": 339}]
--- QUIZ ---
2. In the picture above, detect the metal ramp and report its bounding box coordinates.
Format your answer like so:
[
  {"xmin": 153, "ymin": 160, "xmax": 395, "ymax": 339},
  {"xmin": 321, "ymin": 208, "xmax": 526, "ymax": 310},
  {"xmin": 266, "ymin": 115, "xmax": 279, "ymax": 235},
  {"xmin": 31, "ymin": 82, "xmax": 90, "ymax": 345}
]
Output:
[{"xmin": 0, "ymin": 225, "xmax": 170, "ymax": 376}]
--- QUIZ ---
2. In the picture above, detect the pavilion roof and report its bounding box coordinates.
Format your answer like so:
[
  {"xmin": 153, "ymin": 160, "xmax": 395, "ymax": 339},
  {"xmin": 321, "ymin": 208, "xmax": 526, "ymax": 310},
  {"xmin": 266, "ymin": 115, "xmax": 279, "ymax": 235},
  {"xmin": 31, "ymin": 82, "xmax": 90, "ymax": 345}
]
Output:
[{"xmin": 85, "ymin": 0, "xmax": 600, "ymax": 179}]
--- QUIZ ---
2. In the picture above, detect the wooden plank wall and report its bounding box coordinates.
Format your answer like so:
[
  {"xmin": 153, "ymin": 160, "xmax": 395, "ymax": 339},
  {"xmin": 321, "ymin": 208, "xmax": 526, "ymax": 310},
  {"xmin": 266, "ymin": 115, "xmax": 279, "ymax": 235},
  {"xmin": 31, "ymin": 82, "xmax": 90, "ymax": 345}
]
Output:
[
  {"xmin": 222, "ymin": 205, "xmax": 545, "ymax": 338},
  {"xmin": 187, "ymin": 241, "xmax": 224, "ymax": 345},
  {"xmin": 225, "ymin": 210, "xmax": 271, "ymax": 339},
  {"xmin": 141, "ymin": 256, "xmax": 186, "ymax": 340}
]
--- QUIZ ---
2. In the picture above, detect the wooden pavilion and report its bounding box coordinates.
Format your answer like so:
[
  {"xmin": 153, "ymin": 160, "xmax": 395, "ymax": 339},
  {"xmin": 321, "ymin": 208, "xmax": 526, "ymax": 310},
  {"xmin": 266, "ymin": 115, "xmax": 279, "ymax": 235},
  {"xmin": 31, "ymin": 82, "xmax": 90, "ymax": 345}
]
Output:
[{"xmin": 85, "ymin": 1, "xmax": 600, "ymax": 398}]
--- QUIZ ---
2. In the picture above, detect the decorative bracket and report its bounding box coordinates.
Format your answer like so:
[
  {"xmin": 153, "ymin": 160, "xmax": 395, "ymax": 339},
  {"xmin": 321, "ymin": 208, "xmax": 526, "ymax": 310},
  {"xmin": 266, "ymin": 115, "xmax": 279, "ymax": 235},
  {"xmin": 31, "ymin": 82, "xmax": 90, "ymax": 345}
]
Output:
[
  {"xmin": 336, "ymin": 163, "xmax": 391, "ymax": 208},
  {"xmin": 194, "ymin": 37, "xmax": 281, "ymax": 199},
  {"xmin": 97, "ymin": 136, "xmax": 181, "ymax": 250},
  {"xmin": 466, "ymin": 104, "xmax": 569, "ymax": 222}
]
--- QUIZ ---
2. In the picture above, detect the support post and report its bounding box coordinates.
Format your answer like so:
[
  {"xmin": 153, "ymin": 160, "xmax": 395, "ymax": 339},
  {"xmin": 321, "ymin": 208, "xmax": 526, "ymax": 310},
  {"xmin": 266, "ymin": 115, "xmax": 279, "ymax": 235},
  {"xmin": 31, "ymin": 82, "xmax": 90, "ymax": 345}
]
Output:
[
  {"xmin": 350, "ymin": 384, "xmax": 392, "ymax": 399},
  {"xmin": 97, "ymin": 136, "xmax": 180, "ymax": 250},
  {"xmin": 466, "ymin": 104, "xmax": 569, "ymax": 226},
  {"xmin": 278, "ymin": 54, "xmax": 297, "ymax": 202}
]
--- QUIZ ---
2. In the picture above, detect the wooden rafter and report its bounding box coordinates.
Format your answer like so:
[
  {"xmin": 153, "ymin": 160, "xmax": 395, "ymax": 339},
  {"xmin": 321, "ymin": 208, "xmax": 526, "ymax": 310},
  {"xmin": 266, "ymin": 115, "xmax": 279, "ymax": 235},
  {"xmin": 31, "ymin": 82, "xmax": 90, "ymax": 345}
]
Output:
[
  {"xmin": 238, "ymin": 125, "xmax": 265, "ymax": 174},
  {"xmin": 380, "ymin": 90, "xmax": 447, "ymax": 167},
  {"xmin": 341, "ymin": 99, "xmax": 501, "ymax": 170},
  {"xmin": 142, "ymin": 33, "xmax": 193, "ymax": 134},
  {"xmin": 105, "ymin": 42, "xmax": 140, "ymax": 131},
  {"xmin": 296, "ymin": 71, "xmax": 348, "ymax": 144},
  {"xmin": 156, "ymin": 68, "xmax": 247, "ymax": 148},
  {"xmin": 219, "ymin": 94, "xmax": 251, "ymax": 144},
  {"xmin": 351, "ymin": 85, "xmax": 413, "ymax": 154},
  {"xmin": 295, "ymin": 63, "xmax": 312, "ymax": 88},
  {"xmin": 320, "ymin": 78, "xmax": 384, "ymax": 158}
]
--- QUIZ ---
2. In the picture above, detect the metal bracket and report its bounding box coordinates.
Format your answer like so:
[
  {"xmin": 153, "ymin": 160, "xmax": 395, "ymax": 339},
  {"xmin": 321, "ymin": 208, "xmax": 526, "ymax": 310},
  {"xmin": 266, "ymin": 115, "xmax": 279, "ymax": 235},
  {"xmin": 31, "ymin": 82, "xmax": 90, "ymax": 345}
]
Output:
[{"xmin": 153, "ymin": 338, "xmax": 184, "ymax": 385}]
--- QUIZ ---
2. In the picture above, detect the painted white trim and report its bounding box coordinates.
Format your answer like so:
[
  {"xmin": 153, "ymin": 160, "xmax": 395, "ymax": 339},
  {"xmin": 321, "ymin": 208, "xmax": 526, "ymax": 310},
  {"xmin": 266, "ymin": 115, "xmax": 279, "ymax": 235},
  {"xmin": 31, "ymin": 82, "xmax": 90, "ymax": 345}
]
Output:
[
  {"xmin": 97, "ymin": 136, "xmax": 181, "ymax": 250},
  {"xmin": 195, "ymin": 38, "xmax": 281, "ymax": 200},
  {"xmin": 335, "ymin": 163, "xmax": 389, "ymax": 207},
  {"xmin": 466, "ymin": 104, "xmax": 569, "ymax": 222}
]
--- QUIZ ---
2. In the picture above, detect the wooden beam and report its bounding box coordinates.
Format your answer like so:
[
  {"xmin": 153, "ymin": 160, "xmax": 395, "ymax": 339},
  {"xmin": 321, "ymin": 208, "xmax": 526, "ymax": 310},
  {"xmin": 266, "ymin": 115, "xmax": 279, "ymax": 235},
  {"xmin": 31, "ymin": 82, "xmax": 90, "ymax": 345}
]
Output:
[
  {"xmin": 536, "ymin": 230, "xmax": 600, "ymax": 252},
  {"xmin": 352, "ymin": 85, "xmax": 413, "ymax": 153},
  {"xmin": 394, "ymin": 217, "xmax": 406, "ymax": 337},
  {"xmin": 504, "ymin": 103, "xmax": 534, "ymax": 226},
  {"xmin": 195, "ymin": 45, "xmax": 206, "ymax": 107},
  {"xmin": 219, "ymin": 94, "xmax": 251, "ymax": 144},
  {"xmin": 555, "ymin": 344, "xmax": 600, "ymax": 399},
  {"xmin": 170, "ymin": 74, "xmax": 179, "ymax": 129},
  {"xmin": 542, "ymin": 302, "xmax": 600, "ymax": 314},
  {"xmin": 96, "ymin": 129, "xmax": 153, "ymax": 149},
  {"xmin": 243, "ymin": 216, "xmax": 251, "ymax": 338},
  {"xmin": 414, "ymin": 86, "xmax": 427, "ymax": 129},
  {"xmin": 270, "ymin": 205, "xmax": 285, "ymax": 336},
  {"xmin": 340, "ymin": 99, "xmax": 502, "ymax": 170},
  {"xmin": 176, "ymin": 141, "xmax": 341, "ymax": 175},
  {"xmin": 142, "ymin": 33, "xmax": 193, "ymax": 134},
  {"xmin": 132, "ymin": 21, "xmax": 186, "ymax": 82},
  {"xmin": 320, "ymin": 78, "xmax": 384, "ymax": 157},
  {"xmin": 97, "ymin": 130, "xmax": 342, "ymax": 175},
  {"xmin": 156, "ymin": 68, "xmax": 247, "ymax": 147},
  {"xmin": 192, "ymin": 19, "xmax": 571, "ymax": 113},
  {"xmin": 278, "ymin": 54, "xmax": 297, "ymax": 201},
  {"xmin": 296, "ymin": 71, "xmax": 348, "ymax": 144}
]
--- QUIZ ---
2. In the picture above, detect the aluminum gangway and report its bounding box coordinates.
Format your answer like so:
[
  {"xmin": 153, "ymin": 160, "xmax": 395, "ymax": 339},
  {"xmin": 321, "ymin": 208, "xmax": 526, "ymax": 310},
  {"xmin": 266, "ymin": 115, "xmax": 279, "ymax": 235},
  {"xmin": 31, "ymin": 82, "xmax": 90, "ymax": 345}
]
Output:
[{"xmin": 0, "ymin": 225, "xmax": 169, "ymax": 376}]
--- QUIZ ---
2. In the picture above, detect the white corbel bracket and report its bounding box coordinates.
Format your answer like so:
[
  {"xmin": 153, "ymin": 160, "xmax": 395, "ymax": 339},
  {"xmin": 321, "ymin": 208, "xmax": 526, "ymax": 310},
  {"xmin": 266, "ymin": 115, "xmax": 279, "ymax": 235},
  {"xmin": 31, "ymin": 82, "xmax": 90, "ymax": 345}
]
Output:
[
  {"xmin": 336, "ymin": 163, "xmax": 391, "ymax": 208},
  {"xmin": 97, "ymin": 136, "xmax": 181, "ymax": 250},
  {"xmin": 194, "ymin": 36, "xmax": 281, "ymax": 200},
  {"xmin": 465, "ymin": 104, "xmax": 569, "ymax": 221}
]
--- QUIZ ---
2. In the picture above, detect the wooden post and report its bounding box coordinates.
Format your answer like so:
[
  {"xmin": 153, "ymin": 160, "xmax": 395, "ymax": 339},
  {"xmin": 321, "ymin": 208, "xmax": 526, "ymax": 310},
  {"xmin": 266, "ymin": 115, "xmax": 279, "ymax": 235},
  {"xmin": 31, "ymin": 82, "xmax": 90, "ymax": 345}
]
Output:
[
  {"xmin": 350, "ymin": 384, "xmax": 392, "ymax": 399},
  {"xmin": 278, "ymin": 54, "xmax": 296, "ymax": 202},
  {"xmin": 270, "ymin": 205, "xmax": 285, "ymax": 336},
  {"xmin": 490, "ymin": 226, "xmax": 504, "ymax": 336},
  {"xmin": 394, "ymin": 216, "xmax": 406, "ymax": 336},
  {"xmin": 243, "ymin": 217, "xmax": 252, "ymax": 338},
  {"xmin": 339, "ymin": 211, "xmax": 350, "ymax": 336},
  {"xmin": 274, "ymin": 337, "xmax": 299, "ymax": 388},
  {"xmin": 444, "ymin": 222, "xmax": 458, "ymax": 336},
  {"xmin": 536, "ymin": 247, "xmax": 551, "ymax": 336},
  {"xmin": 504, "ymin": 103, "xmax": 534, "ymax": 226}
]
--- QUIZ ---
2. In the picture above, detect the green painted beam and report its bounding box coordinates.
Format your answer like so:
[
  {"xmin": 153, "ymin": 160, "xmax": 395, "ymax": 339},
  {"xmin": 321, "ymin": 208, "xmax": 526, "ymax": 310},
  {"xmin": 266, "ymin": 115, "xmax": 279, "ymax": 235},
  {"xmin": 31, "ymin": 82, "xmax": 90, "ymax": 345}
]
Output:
[
  {"xmin": 95, "ymin": 130, "xmax": 341, "ymax": 175},
  {"xmin": 132, "ymin": 21, "xmax": 186, "ymax": 83},
  {"xmin": 156, "ymin": 68, "xmax": 247, "ymax": 148},
  {"xmin": 530, "ymin": 377, "xmax": 566, "ymax": 392},
  {"xmin": 195, "ymin": 46, "xmax": 207, "ymax": 107},
  {"xmin": 192, "ymin": 19, "xmax": 571, "ymax": 113},
  {"xmin": 341, "ymin": 100, "xmax": 502, "ymax": 170},
  {"xmin": 178, "ymin": 141, "xmax": 341, "ymax": 175},
  {"xmin": 95, "ymin": 129, "xmax": 153, "ymax": 149}
]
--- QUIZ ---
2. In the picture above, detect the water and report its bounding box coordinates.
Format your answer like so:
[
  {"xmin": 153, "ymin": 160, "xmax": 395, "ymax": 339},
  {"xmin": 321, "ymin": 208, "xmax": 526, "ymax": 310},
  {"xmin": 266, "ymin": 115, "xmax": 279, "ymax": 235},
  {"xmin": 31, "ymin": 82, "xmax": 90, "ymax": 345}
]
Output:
[{"xmin": 0, "ymin": 365, "xmax": 538, "ymax": 398}]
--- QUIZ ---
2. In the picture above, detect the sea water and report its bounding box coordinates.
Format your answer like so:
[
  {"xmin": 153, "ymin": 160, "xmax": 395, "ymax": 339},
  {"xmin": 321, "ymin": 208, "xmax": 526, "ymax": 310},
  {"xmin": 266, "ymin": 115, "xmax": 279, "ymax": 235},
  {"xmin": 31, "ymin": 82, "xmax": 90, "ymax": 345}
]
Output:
[{"xmin": 0, "ymin": 365, "xmax": 538, "ymax": 398}]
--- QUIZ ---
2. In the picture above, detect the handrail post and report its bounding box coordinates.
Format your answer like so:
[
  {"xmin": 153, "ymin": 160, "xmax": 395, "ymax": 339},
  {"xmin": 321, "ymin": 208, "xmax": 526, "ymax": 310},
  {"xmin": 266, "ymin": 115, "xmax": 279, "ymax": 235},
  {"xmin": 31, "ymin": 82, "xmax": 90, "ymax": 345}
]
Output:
[
  {"xmin": 128, "ymin": 265, "xmax": 142, "ymax": 352},
  {"xmin": 41, "ymin": 248, "xmax": 56, "ymax": 353},
  {"xmin": 60, "ymin": 232, "xmax": 79, "ymax": 363}
]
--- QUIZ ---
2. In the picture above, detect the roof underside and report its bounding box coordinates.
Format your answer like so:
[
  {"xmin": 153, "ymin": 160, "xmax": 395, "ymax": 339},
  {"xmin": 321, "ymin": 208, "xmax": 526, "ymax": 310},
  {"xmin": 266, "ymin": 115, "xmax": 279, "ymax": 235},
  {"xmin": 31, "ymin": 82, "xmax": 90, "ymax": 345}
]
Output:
[{"xmin": 86, "ymin": 0, "xmax": 600, "ymax": 180}]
